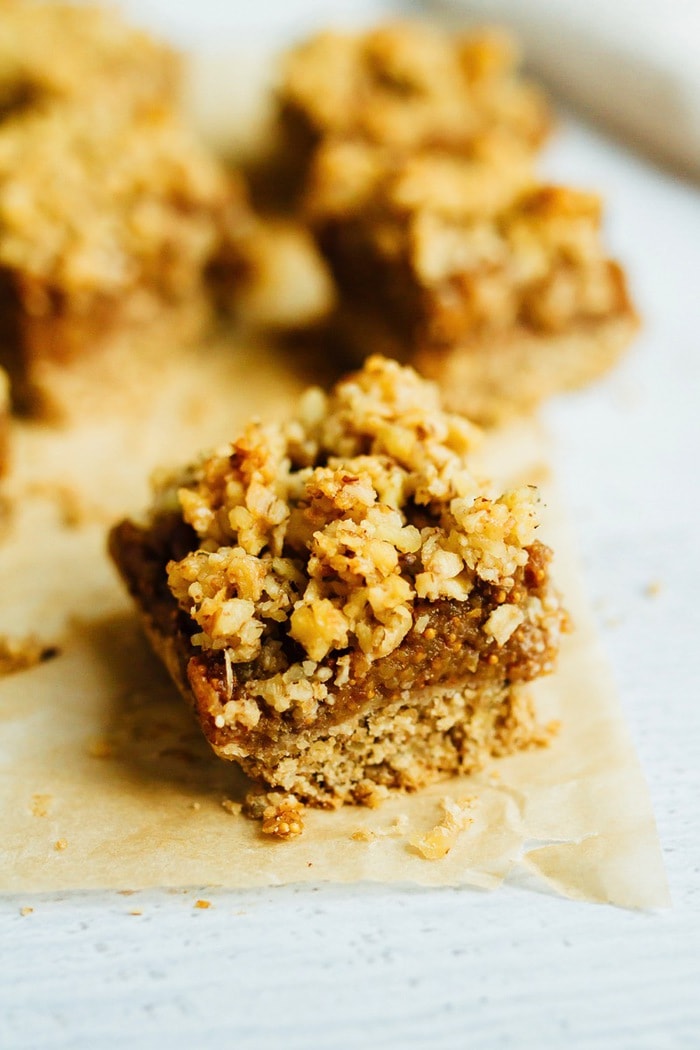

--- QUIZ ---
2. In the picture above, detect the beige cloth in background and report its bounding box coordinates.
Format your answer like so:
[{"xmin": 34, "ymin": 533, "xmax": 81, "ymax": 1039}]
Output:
[{"xmin": 0, "ymin": 336, "xmax": 668, "ymax": 908}]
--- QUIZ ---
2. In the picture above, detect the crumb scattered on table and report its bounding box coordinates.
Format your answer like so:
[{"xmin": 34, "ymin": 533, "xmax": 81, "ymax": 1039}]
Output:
[{"xmin": 194, "ymin": 899, "xmax": 212, "ymax": 909}]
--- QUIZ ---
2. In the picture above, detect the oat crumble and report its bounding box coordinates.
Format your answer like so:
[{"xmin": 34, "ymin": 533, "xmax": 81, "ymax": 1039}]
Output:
[{"xmin": 275, "ymin": 22, "xmax": 549, "ymax": 203}]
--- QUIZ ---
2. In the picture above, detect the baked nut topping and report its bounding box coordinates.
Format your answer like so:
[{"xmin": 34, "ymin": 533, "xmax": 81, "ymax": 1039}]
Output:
[
  {"xmin": 277, "ymin": 22, "xmax": 549, "ymax": 197},
  {"xmin": 310, "ymin": 145, "xmax": 627, "ymax": 343},
  {"xmin": 110, "ymin": 357, "xmax": 568, "ymax": 824}
]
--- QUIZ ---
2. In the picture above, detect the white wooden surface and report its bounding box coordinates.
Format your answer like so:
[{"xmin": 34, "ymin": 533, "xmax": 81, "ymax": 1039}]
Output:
[{"xmin": 2, "ymin": 4, "xmax": 699, "ymax": 1047}]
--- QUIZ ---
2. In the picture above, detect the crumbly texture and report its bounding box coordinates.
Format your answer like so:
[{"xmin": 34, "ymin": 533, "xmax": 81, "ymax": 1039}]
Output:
[
  {"xmin": 0, "ymin": 633, "xmax": 58, "ymax": 676},
  {"xmin": 0, "ymin": 1, "xmax": 179, "ymax": 119},
  {"xmin": 0, "ymin": 101, "xmax": 242, "ymax": 302},
  {"xmin": 110, "ymin": 357, "xmax": 568, "ymax": 823},
  {"xmin": 275, "ymin": 22, "xmax": 549, "ymax": 203},
  {"xmin": 0, "ymin": 1, "xmax": 251, "ymax": 410},
  {"xmin": 308, "ymin": 141, "xmax": 638, "ymax": 423}
]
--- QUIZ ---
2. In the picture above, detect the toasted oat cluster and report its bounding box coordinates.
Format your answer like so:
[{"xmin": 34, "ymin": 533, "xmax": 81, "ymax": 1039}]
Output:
[
  {"xmin": 307, "ymin": 139, "xmax": 638, "ymax": 422},
  {"xmin": 276, "ymin": 22, "xmax": 549, "ymax": 199},
  {"xmin": 167, "ymin": 355, "xmax": 532, "ymax": 683},
  {"xmin": 110, "ymin": 357, "xmax": 568, "ymax": 828},
  {"xmin": 0, "ymin": 0, "xmax": 249, "ymax": 410}
]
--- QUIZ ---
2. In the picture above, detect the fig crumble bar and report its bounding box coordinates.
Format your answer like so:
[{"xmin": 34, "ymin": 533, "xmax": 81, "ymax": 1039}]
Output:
[
  {"xmin": 110, "ymin": 357, "xmax": 568, "ymax": 829},
  {"xmin": 307, "ymin": 140, "xmax": 638, "ymax": 423},
  {"xmin": 0, "ymin": 1, "xmax": 250, "ymax": 411}
]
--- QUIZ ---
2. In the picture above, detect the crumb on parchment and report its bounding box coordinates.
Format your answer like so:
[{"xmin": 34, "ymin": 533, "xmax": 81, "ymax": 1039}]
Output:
[
  {"xmin": 351, "ymin": 813, "xmax": 409, "ymax": 843},
  {"xmin": 409, "ymin": 796, "xmax": 475, "ymax": 860},
  {"xmin": 194, "ymin": 899, "xmax": 212, "ymax": 909},
  {"xmin": 221, "ymin": 798, "xmax": 242, "ymax": 816},
  {"xmin": 0, "ymin": 635, "xmax": 59, "ymax": 677},
  {"xmin": 244, "ymin": 790, "xmax": 305, "ymax": 840}
]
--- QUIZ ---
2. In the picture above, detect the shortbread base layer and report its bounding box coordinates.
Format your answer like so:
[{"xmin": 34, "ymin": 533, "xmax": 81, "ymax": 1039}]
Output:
[
  {"xmin": 220, "ymin": 681, "xmax": 539, "ymax": 807},
  {"xmin": 328, "ymin": 308, "xmax": 638, "ymax": 426},
  {"xmin": 0, "ymin": 274, "xmax": 213, "ymax": 418}
]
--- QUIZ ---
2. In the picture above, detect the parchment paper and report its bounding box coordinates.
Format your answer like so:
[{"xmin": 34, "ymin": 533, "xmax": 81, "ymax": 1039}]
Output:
[{"xmin": 0, "ymin": 332, "xmax": 668, "ymax": 907}]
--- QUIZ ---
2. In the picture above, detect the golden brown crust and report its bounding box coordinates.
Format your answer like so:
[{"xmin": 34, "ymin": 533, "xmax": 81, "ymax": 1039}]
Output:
[
  {"xmin": 0, "ymin": 2, "xmax": 252, "ymax": 411},
  {"xmin": 308, "ymin": 143, "xmax": 639, "ymax": 422},
  {"xmin": 330, "ymin": 299, "xmax": 638, "ymax": 426},
  {"xmin": 110, "ymin": 357, "xmax": 568, "ymax": 814}
]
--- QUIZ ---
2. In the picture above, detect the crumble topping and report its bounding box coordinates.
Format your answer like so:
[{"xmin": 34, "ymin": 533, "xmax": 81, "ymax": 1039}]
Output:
[
  {"xmin": 308, "ymin": 138, "xmax": 624, "ymax": 340},
  {"xmin": 0, "ymin": 100, "xmax": 240, "ymax": 300},
  {"xmin": 304, "ymin": 133, "xmax": 535, "ymax": 225},
  {"xmin": 280, "ymin": 23, "xmax": 549, "ymax": 153},
  {"xmin": 162, "ymin": 356, "xmax": 548, "ymax": 724}
]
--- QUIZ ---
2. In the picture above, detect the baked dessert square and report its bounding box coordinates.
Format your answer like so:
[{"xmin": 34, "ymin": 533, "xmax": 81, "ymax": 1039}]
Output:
[
  {"xmin": 109, "ymin": 356, "xmax": 568, "ymax": 834},
  {"xmin": 273, "ymin": 22, "xmax": 550, "ymax": 206},
  {"xmin": 0, "ymin": 94, "xmax": 249, "ymax": 411},
  {"xmin": 0, "ymin": 1, "xmax": 250, "ymax": 412},
  {"xmin": 306, "ymin": 139, "xmax": 638, "ymax": 423}
]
